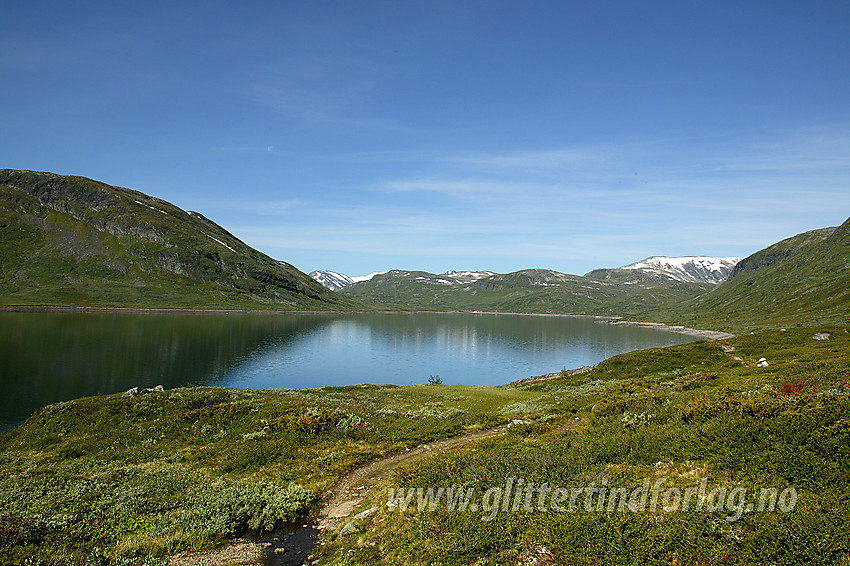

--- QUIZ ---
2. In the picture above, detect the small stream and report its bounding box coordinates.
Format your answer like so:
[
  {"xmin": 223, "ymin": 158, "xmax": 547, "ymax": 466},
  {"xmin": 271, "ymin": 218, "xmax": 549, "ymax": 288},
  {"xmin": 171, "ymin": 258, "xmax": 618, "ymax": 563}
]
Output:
[{"xmin": 244, "ymin": 522, "xmax": 320, "ymax": 566}]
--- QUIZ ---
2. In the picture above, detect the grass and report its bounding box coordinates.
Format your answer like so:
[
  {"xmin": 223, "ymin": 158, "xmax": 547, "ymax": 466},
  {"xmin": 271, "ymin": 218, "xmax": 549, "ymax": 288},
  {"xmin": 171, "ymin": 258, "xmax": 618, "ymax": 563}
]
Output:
[
  {"xmin": 0, "ymin": 382, "xmax": 546, "ymax": 562},
  {"xmin": 314, "ymin": 325, "xmax": 850, "ymax": 565},
  {"xmin": 1, "ymin": 327, "xmax": 848, "ymax": 564}
]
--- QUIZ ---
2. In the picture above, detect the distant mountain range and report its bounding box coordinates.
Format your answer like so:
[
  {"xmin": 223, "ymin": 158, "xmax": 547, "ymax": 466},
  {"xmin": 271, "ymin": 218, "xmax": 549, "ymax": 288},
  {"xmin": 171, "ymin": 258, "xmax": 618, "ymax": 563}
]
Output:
[
  {"xmin": 310, "ymin": 228, "xmax": 848, "ymax": 332},
  {"xmin": 0, "ymin": 170, "xmax": 353, "ymax": 310},
  {"xmin": 309, "ymin": 269, "xmax": 495, "ymax": 290},
  {"xmin": 332, "ymin": 266, "xmax": 717, "ymax": 317},
  {"xmin": 2, "ymin": 169, "xmax": 846, "ymax": 331},
  {"xmin": 310, "ymin": 257, "xmax": 739, "ymax": 292}
]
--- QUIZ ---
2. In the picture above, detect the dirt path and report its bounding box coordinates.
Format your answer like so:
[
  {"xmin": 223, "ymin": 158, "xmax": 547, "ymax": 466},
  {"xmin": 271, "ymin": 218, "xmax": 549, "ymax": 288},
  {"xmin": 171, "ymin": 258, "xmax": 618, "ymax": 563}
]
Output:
[
  {"xmin": 316, "ymin": 421, "xmax": 517, "ymax": 531},
  {"xmin": 167, "ymin": 422, "xmax": 517, "ymax": 565}
]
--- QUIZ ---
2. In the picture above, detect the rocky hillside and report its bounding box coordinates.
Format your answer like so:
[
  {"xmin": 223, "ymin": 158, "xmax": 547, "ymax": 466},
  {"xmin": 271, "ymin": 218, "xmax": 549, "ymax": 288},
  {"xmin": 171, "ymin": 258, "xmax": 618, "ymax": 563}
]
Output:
[{"xmin": 0, "ymin": 170, "xmax": 355, "ymax": 310}]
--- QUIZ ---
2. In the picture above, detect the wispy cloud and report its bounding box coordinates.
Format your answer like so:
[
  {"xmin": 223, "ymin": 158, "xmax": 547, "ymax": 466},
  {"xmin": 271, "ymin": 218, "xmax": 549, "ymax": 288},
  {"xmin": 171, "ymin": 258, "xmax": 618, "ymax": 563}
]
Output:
[
  {"xmin": 446, "ymin": 147, "xmax": 618, "ymax": 172},
  {"xmin": 711, "ymin": 126, "xmax": 850, "ymax": 173},
  {"xmin": 383, "ymin": 178, "xmax": 546, "ymax": 196},
  {"xmin": 215, "ymin": 125, "xmax": 850, "ymax": 274},
  {"xmin": 238, "ymin": 50, "xmax": 410, "ymax": 133},
  {"xmin": 217, "ymin": 145, "xmax": 276, "ymax": 153}
]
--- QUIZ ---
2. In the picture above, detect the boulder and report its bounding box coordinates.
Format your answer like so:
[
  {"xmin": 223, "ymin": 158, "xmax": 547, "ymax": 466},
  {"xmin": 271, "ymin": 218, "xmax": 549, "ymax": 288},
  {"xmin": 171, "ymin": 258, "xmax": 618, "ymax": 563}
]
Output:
[
  {"xmin": 120, "ymin": 385, "xmax": 164, "ymax": 398},
  {"xmin": 121, "ymin": 387, "xmax": 139, "ymax": 398},
  {"xmin": 353, "ymin": 506, "xmax": 380, "ymax": 520}
]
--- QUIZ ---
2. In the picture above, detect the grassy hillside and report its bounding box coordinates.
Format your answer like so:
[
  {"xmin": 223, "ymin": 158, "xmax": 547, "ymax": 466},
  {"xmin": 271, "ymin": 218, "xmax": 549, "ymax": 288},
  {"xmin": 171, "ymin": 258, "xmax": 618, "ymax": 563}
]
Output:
[
  {"xmin": 658, "ymin": 219, "xmax": 850, "ymax": 332},
  {"xmin": 319, "ymin": 325, "xmax": 850, "ymax": 565},
  {"xmin": 0, "ymin": 382, "xmax": 547, "ymax": 561},
  {"xmin": 1, "ymin": 325, "xmax": 847, "ymax": 563},
  {"xmin": 0, "ymin": 170, "xmax": 356, "ymax": 310},
  {"xmin": 341, "ymin": 268, "xmax": 706, "ymax": 317}
]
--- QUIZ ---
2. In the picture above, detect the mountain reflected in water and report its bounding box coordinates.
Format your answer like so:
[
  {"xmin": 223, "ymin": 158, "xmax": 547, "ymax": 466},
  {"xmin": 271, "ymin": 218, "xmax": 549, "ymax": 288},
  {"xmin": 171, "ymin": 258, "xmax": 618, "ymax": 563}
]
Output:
[{"xmin": 0, "ymin": 311, "xmax": 695, "ymax": 431}]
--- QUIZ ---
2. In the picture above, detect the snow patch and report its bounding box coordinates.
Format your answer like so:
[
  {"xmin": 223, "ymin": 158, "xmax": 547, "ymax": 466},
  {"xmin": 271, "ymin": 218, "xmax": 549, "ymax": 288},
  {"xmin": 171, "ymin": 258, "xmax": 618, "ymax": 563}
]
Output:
[
  {"xmin": 350, "ymin": 271, "xmax": 385, "ymax": 283},
  {"xmin": 206, "ymin": 234, "xmax": 236, "ymax": 253},
  {"xmin": 134, "ymin": 199, "xmax": 169, "ymax": 215}
]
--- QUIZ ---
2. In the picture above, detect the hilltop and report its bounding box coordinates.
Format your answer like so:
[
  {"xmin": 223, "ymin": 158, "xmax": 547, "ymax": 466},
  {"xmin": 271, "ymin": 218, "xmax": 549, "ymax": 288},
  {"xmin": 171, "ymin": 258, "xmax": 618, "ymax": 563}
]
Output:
[{"xmin": 0, "ymin": 170, "xmax": 355, "ymax": 310}]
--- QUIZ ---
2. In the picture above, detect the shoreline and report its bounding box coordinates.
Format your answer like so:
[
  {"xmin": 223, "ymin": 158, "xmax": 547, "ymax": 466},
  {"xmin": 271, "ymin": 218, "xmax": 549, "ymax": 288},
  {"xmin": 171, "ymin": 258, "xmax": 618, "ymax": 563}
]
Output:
[
  {"xmin": 0, "ymin": 305, "xmax": 732, "ymax": 339},
  {"xmin": 599, "ymin": 319, "xmax": 734, "ymax": 340}
]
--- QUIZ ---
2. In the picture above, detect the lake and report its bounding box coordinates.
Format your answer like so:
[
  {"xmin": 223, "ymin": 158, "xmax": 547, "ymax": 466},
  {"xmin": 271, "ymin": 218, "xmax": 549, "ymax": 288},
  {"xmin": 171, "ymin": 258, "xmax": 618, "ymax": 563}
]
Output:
[{"xmin": 0, "ymin": 311, "xmax": 697, "ymax": 431}]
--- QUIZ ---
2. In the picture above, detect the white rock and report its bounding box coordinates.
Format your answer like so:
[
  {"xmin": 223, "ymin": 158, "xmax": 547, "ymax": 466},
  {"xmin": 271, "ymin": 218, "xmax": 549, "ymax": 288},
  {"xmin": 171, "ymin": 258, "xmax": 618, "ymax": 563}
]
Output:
[
  {"xmin": 353, "ymin": 506, "xmax": 380, "ymax": 520},
  {"xmin": 121, "ymin": 387, "xmax": 139, "ymax": 398}
]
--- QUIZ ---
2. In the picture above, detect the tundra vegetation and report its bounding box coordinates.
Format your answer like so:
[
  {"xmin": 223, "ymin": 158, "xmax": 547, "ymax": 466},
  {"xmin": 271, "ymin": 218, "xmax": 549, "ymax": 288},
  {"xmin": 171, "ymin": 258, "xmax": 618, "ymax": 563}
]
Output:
[
  {"xmin": 317, "ymin": 326, "xmax": 850, "ymax": 565},
  {"xmin": 0, "ymin": 381, "xmax": 536, "ymax": 562},
  {"xmin": 1, "ymin": 171, "xmax": 848, "ymax": 563},
  {"xmin": 0, "ymin": 326, "xmax": 847, "ymax": 564}
]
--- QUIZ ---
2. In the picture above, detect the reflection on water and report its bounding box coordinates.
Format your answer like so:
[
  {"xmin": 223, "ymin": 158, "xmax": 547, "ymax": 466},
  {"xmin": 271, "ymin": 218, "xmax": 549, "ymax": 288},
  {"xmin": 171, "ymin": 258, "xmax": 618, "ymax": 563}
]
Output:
[{"xmin": 0, "ymin": 311, "xmax": 695, "ymax": 431}]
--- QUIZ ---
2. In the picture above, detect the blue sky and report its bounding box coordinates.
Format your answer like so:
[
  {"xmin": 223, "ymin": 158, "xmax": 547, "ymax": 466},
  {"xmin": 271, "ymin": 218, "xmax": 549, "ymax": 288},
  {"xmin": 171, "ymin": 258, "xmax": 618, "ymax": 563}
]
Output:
[{"xmin": 2, "ymin": 1, "xmax": 849, "ymax": 276}]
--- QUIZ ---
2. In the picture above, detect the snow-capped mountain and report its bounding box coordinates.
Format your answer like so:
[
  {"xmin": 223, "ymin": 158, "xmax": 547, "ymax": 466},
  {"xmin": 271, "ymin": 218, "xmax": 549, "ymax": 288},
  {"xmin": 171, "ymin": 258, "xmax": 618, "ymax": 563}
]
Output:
[
  {"xmin": 308, "ymin": 270, "xmax": 353, "ymax": 290},
  {"xmin": 620, "ymin": 256, "xmax": 741, "ymax": 285},
  {"xmin": 309, "ymin": 270, "xmax": 384, "ymax": 290},
  {"xmin": 315, "ymin": 259, "xmax": 739, "ymax": 292}
]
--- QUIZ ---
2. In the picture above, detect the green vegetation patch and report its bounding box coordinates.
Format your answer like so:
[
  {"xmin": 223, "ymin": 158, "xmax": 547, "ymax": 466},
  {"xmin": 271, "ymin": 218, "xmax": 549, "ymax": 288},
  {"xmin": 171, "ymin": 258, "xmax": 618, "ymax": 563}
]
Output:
[
  {"xmin": 316, "ymin": 326, "xmax": 850, "ymax": 565},
  {"xmin": 0, "ymin": 382, "xmax": 547, "ymax": 562}
]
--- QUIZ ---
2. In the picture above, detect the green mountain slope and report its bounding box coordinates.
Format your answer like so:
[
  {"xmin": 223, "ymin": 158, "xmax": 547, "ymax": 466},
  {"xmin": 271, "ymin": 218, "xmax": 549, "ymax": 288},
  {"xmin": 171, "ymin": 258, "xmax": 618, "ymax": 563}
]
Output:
[
  {"xmin": 728, "ymin": 227, "xmax": 835, "ymax": 278},
  {"xmin": 661, "ymin": 218, "xmax": 850, "ymax": 331},
  {"xmin": 341, "ymin": 268, "xmax": 704, "ymax": 316},
  {"xmin": 0, "ymin": 169, "xmax": 356, "ymax": 310}
]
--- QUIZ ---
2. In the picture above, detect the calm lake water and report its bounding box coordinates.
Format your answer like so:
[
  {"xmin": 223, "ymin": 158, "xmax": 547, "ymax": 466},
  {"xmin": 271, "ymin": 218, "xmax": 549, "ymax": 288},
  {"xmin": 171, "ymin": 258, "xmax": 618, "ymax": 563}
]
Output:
[{"xmin": 0, "ymin": 311, "xmax": 696, "ymax": 431}]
